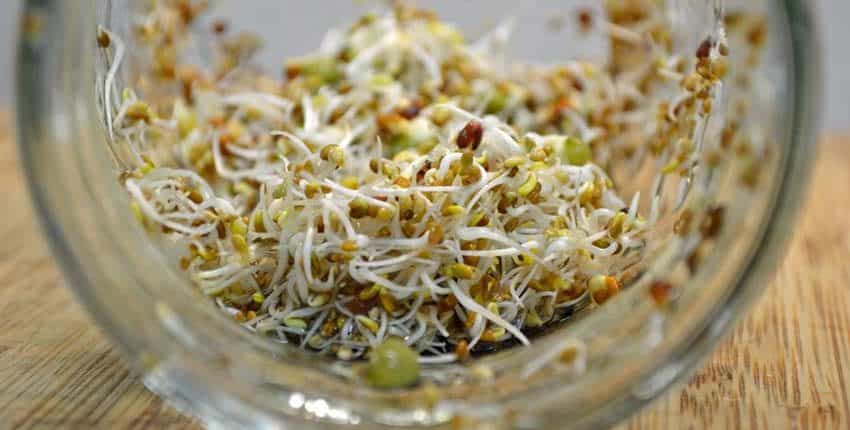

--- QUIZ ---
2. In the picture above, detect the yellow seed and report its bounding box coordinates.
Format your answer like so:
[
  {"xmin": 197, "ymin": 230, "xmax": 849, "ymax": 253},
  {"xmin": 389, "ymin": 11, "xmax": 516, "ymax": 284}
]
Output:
[
  {"xmin": 231, "ymin": 234, "xmax": 249, "ymax": 255},
  {"xmin": 320, "ymin": 144, "xmax": 345, "ymax": 167},
  {"xmin": 503, "ymin": 156, "xmax": 525, "ymax": 168},
  {"xmin": 431, "ymin": 105, "xmax": 451, "ymax": 126},
  {"xmin": 309, "ymin": 293, "xmax": 330, "ymax": 307},
  {"xmin": 341, "ymin": 176, "xmax": 359, "ymax": 190},
  {"xmin": 125, "ymin": 101, "xmax": 152, "ymax": 123},
  {"xmin": 465, "ymin": 311, "xmax": 478, "ymax": 329},
  {"xmin": 427, "ymin": 221, "xmax": 444, "ymax": 245},
  {"xmin": 341, "ymin": 240, "xmax": 359, "ymax": 252},
  {"xmin": 140, "ymin": 160, "xmax": 155, "ymax": 175},
  {"xmin": 608, "ymin": 212, "xmax": 628, "ymax": 238},
  {"xmin": 359, "ymin": 284, "xmax": 381, "ymax": 301},
  {"xmin": 349, "ymin": 198, "xmax": 369, "ymax": 219},
  {"xmin": 356, "ymin": 315, "xmax": 379, "ymax": 334},
  {"xmin": 197, "ymin": 246, "xmax": 217, "ymax": 261},
  {"xmin": 413, "ymin": 196, "xmax": 427, "ymax": 221},
  {"xmin": 231, "ymin": 218, "xmax": 248, "ymax": 236},
  {"xmin": 578, "ymin": 182, "xmax": 596, "ymax": 205},
  {"xmin": 480, "ymin": 327, "xmax": 506, "ymax": 342},
  {"xmin": 252, "ymin": 292, "xmax": 264, "ymax": 304},
  {"xmin": 712, "ymin": 56, "xmax": 730, "ymax": 80},
  {"xmin": 589, "ymin": 275, "xmax": 620, "ymax": 305},
  {"xmin": 376, "ymin": 206, "xmax": 396, "ymax": 222},
  {"xmin": 253, "ymin": 211, "xmax": 266, "ymax": 233},
  {"xmin": 529, "ymin": 147, "xmax": 547, "ymax": 162},
  {"xmin": 468, "ymin": 212, "xmax": 488, "ymax": 227},
  {"xmin": 461, "ymin": 151, "xmax": 474, "ymax": 167},
  {"xmin": 379, "ymin": 290, "xmax": 397, "ymax": 313},
  {"xmin": 550, "ymin": 276, "xmax": 571, "ymax": 292},
  {"xmin": 530, "ymin": 161, "xmax": 548, "ymax": 171},
  {"xmin": 304, "ymin": 182, "xmax": 322, "ymax": 198},
  {"xmin": 275, "ymin": 210, "xmax": 289, "ymax": 228},
  {"xmin": 444, "ymin": 263, "xmax": 476, "ymax": 280},
  {"xmin": 525, "ymin": 310, "xmax": 544, "ymax": 327},
  {"xmin": 518, "ymin": 173, "xmax": 538, "ymax": 197},
  {"xmin": 441, "ymin": 204, "xmax": 465, "ymax": 217}
]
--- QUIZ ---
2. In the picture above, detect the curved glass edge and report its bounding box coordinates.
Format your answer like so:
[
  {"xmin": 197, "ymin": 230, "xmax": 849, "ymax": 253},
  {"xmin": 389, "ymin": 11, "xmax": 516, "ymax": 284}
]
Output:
[
  {"xmin": 14, "ymin": 0, "xmax": 822, "ymax": 428},
  {"xmin": 569, "ymin": 0, "xmax": 823, "ymax": 428}
]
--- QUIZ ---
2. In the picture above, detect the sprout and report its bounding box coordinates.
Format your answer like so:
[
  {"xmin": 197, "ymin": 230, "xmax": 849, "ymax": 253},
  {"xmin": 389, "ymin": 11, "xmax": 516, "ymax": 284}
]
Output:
[{"xmin": 106, "ymin": 0, "xmax": 737, "ymax": 367}]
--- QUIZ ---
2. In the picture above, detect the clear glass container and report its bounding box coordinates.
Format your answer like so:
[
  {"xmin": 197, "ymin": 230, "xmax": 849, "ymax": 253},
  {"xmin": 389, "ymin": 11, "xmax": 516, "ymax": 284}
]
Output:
[{"xmin": 16, "ymin": 1, "xmax": 820, "ymax": 429}]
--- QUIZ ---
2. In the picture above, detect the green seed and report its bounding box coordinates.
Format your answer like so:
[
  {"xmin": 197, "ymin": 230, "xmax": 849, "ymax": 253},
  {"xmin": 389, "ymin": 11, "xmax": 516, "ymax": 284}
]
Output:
[
  {"xmin": 284, "ymin": 318, "xmax": 308, "ymax": 329},
  {"xmin": 366, "ymin": 337, "xmax": 420, "ymax": 389},
  {"xmin": 252, "ymin": 292, "xmax": 264, "ymax": 304},
  {"xmin": 485, "ymin": 89, "xmax": 508, "ymax": 114},
  {"xmin": 562, "ymin": 136, "xmax": 592, "ymax": 166}
]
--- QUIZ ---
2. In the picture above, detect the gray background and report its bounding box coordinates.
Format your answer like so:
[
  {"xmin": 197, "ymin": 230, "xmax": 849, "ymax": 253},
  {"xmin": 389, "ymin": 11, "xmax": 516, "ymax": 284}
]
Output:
[{"xmin": 1, "ymin": 0, "xmax": 847, "ymax": 131}]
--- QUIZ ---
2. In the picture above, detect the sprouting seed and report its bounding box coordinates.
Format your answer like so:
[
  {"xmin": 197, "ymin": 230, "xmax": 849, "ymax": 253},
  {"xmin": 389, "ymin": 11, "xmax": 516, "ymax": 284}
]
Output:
[
  {"xmin": 562, "ymin": 137, "xmax": 591, "ymax": 166},
  {"xmin": 456, "ymin": 120, "xmax": 483, "ymax": 150}
]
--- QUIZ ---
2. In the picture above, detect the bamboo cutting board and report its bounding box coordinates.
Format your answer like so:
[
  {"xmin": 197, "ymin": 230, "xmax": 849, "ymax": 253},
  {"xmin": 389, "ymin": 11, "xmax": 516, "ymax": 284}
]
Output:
[{"xmin": 1, "ymin": 113, "xmax": 848, "ymax": 429}]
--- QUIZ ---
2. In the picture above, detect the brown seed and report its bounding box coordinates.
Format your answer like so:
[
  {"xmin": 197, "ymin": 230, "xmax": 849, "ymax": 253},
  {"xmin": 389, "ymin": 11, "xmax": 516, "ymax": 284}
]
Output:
[
  {"xmin": 427, "ymin": 221, "xmax": 444, "ymax": 245},
  {"xmin": 96, "ymin": 29, "xmax": 110, "ymax": 48},
  {"xmin": 398, "ymin": 102, "xmax": 422, "ymax": 120},
  {"xmin": 576, "ymin": 8, "xmax": 594, "ymax": 31},
  {"xmin": 212, "ymin": 20, "xmax": 228, "ymax": 35},
  {"xmin": 649, "ymin": 281, "xmax": 674, "ymax": 306},
  {"xmin": 696, "ymin": 37, "xmax": 713, "ymax": 59},
  {"xmin": 455, "ymin": 340, "xmax": 470, "ymax": 362},
  {"xmin": 559, "ymin": 346, "xmax": 578, "ymax": 364},
  {"xmin": 456, "ymin": 120, "xmax": 484, "ymax": 150},
  {"xmin": 700, "ymin": 206, "xmax": 726, "ymax": 238}
]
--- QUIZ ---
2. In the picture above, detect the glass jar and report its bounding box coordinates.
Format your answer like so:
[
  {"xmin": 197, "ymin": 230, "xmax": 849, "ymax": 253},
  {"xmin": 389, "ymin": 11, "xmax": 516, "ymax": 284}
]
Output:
[{"xmin": 16, "ymin": 1, "xmax": 820, "ymax": 429}]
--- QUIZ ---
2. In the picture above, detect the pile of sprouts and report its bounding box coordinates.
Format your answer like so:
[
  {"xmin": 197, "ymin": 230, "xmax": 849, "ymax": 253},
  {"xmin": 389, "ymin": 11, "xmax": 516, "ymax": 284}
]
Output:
[{"xmin": 97, "ymin": 0, "xmax": 736, "ymax": 374}]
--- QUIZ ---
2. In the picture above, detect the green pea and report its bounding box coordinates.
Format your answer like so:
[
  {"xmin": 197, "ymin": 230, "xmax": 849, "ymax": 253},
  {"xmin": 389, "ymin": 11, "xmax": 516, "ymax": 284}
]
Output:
[
  {"xmin": 366, "ymin": 337, "xmax": 420, "ymax": 389},
  {"xmin": 562, "ymin": 137, "xmax": 592, "ymax": 166}
]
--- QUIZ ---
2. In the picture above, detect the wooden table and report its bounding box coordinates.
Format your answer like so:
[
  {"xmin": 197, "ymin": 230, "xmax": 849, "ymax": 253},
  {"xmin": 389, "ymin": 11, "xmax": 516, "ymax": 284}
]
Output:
[{"xmin": 1, "ymin": 112, "xmax": 848, "ymax": 429}]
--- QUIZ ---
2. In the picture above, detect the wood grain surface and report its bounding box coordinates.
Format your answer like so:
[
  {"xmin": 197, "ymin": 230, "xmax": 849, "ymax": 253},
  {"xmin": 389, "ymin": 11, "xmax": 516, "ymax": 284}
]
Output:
[{"xmin": 0, "ymin": 112, "xmax": 847, "ymax": 429}]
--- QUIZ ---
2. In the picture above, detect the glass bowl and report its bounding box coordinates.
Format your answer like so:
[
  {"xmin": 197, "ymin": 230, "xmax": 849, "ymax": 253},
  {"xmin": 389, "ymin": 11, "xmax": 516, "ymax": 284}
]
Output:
[{"xmin": 15, "ymin": 1, "xmax": 820, "ymax": 428}]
